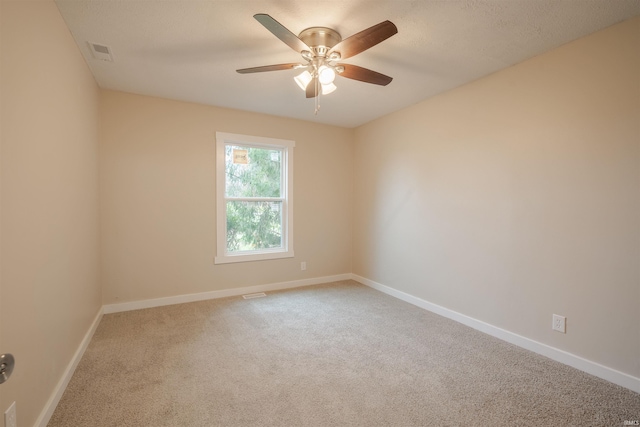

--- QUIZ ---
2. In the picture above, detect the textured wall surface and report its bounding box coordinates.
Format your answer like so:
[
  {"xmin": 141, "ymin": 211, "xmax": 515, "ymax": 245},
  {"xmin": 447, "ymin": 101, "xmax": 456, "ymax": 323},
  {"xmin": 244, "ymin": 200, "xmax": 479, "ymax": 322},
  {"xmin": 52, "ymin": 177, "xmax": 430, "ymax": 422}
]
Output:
[
  {"xmin": 353, "ymin": 17, "xmax": 640, "ymax": 378},
  {"xmin": 99, "ymin": 90, "xmax": 353, "ymax": 305},
  {"xmin": 0, "ymin": 1, "xmax": 101, "ymax": 425}
]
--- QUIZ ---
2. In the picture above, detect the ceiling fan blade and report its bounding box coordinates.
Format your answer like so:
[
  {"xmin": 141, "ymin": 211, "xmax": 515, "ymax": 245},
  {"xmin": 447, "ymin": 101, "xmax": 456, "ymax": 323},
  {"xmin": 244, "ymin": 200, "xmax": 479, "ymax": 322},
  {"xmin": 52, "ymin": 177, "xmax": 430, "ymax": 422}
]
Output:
[
  {"xmin": 329, "ymin": 20, "xmax": 397, "ymax": 60},
  {"xmin": 339, "ymin": 64, "xmax": 393, "ymax": 86},
  {"xmin": 254, "ymin": 14, "xmax": 310, "ymax": 53},
  {"xmin": 306, "ymin": 77, "xmax": 319, "ymax": 98},
  {"xmin": 236, "ymin": 63, "xmax": 302, "ymax": 74}
]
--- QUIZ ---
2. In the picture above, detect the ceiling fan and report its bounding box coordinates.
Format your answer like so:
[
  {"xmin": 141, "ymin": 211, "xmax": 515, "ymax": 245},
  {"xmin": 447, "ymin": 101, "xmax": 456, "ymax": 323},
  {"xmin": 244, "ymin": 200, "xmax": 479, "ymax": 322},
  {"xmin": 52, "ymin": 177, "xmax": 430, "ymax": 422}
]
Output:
[{"xmin": 237, "ymin": 14, "xmax": 398, "ymax": 98}]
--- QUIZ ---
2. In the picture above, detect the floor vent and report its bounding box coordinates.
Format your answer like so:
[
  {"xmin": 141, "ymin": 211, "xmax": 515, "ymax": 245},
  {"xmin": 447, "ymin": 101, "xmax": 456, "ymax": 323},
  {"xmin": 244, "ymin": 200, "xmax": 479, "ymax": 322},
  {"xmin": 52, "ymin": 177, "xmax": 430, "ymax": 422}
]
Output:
[{"xmin": 242, "ymin": 292, "xmax": 267, "ymax": 300}]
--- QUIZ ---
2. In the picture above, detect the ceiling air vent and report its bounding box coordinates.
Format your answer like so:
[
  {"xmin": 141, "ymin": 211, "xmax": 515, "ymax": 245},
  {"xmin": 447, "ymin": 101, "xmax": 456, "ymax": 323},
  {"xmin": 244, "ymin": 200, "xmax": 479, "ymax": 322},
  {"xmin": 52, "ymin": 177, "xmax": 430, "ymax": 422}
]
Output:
[{"xmin": 88, "ymin": 42, "xmax": 113, "ymax": 61}]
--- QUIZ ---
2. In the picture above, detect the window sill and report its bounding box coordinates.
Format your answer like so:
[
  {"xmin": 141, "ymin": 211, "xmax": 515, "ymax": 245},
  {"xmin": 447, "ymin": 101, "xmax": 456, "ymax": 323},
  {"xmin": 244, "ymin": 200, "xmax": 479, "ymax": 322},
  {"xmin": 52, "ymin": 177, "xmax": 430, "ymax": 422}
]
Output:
[{"xmin": 214, "ymin": 250, "xmax": 295, "ymax": 265}]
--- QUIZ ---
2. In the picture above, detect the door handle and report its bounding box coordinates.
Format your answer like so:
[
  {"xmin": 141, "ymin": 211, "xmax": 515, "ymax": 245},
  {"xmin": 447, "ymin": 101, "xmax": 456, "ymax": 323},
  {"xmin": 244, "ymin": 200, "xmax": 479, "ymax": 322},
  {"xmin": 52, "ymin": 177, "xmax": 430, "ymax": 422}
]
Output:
[{"xmin": 0, "ymin": 354, "xmax": 15, "ymax": 384}]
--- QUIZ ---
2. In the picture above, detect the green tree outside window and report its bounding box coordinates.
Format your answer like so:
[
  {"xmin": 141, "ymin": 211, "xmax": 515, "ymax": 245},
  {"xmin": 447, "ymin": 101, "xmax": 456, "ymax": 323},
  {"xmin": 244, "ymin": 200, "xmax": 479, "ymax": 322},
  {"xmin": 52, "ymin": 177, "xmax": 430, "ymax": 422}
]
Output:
[{"xmin": 225, "ymin": 145, "xmax": 283, "ymax": 253}]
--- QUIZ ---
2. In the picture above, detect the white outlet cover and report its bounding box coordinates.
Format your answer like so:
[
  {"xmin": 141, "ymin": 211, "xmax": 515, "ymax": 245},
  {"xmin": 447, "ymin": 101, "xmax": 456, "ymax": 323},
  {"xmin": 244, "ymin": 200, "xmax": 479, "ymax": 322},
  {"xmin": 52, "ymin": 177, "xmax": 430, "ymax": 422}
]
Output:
[
  {"xmin": 552, "ymin": 314, "xmax": 566, "ymax": 333},
  {"xmin": 4, "ymin": 401, "xmax": 17, "ymax": 427}
]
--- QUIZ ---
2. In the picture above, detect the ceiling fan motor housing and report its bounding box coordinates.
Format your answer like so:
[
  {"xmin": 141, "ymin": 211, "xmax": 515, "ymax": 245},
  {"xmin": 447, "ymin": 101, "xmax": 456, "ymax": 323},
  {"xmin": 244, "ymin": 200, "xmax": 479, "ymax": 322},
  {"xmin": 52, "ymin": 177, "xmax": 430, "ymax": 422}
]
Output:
[{"xmin": 298, "ymin": 27, "xmax": 341, "ymax": 57}]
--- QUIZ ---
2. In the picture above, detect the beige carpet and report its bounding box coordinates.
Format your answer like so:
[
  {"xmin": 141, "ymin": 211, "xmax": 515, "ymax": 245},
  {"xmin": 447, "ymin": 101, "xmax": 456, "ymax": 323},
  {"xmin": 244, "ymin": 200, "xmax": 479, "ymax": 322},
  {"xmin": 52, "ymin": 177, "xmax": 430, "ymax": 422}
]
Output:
[{"xmin": 49, "ymin": 280, "xmax": 639, "ymax": 426}]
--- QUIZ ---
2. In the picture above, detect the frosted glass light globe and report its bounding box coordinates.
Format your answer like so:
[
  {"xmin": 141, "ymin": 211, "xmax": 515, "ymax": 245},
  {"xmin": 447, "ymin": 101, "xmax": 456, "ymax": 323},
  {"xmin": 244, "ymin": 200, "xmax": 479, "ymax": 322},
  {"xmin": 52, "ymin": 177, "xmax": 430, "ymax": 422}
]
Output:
[{"xmin": 318, "ymin": 66, "xmax": 336, "ymax": 85}]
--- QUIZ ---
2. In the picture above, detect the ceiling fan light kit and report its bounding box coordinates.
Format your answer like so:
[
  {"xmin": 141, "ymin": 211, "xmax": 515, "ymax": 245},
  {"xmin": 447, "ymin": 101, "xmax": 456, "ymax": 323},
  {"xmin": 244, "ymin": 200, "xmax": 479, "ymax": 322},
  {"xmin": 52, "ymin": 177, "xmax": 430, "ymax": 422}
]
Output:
[
  {"xmin": 236, "ymin": 14, "xmax": 397, "ymax": 113},
  {"xmin": 294, "ymin": 70, "xmax": 335, "ymax": 95}
]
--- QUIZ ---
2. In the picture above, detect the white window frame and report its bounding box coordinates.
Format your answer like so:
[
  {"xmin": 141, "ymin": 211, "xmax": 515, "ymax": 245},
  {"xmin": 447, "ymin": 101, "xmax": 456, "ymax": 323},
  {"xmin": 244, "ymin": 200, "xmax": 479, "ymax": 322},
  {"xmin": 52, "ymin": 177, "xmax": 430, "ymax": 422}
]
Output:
[{"xmin": 215, "ymin": 132, "xmax": 294, "ymax": 264}]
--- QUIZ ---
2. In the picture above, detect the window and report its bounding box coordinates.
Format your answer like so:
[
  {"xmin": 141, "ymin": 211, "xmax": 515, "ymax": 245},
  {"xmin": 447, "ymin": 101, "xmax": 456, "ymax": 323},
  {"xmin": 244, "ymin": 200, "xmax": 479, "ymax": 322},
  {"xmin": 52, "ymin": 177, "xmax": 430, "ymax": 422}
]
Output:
[{"xmin": 215, "ymin": 132, "xmax": 294, "ymax": 264}]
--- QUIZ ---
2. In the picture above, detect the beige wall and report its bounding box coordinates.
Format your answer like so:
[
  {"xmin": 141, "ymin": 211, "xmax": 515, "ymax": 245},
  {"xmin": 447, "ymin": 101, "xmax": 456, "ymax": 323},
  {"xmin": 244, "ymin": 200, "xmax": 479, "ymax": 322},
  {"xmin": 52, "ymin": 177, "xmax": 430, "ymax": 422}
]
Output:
[
  {"xmin": 0, "ymin": 0, "xmax": 4, "ymax": 416},
  {"xmin": 0, "ymin": 1, "xmax": 101, "ymax": 425},
  {"xmin": 353, "ymin": 16, "xmax": 640, "ymax": 378},
  {"xmin": 100, "ymin": 90, "xmax": 353, "ymax": 305},
  {"xmin": 0, "ymin": 0, "xmax": 4, "ymax": 411}
]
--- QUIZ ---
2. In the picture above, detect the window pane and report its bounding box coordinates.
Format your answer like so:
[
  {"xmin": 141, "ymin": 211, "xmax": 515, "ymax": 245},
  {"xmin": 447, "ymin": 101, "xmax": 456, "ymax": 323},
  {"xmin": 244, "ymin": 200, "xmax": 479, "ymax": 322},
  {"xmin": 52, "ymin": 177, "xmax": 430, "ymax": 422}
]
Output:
[
  {"xmin": 225, "ymin": 145, "xmax": 282, "ymax": 198},
  {"xmin": 226, "ymin": 200, "xmax": 282, "ymax": 252}
]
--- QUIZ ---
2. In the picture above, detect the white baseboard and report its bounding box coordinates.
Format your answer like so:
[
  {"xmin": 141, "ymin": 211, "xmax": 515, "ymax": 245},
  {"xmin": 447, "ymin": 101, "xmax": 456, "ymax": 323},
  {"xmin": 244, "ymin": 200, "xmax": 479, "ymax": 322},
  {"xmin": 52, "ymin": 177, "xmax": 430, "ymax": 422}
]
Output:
[
  {"xmin": 103, "ymin": 273, "xmax": 352, "ymax": 314},
  {"xmin": 351, "ymin": 274, "xmax": 640, "ymax": 394},
  {"xmin": 36, "ymin": 306, "xmax": 104, "ymax": 427}
]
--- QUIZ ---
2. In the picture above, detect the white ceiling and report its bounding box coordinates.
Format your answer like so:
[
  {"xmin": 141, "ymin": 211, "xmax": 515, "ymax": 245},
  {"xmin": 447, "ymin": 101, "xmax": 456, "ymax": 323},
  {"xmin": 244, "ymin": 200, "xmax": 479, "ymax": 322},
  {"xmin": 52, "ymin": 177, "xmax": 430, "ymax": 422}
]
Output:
[{"xmin": 55, "ymin": 0, "xmax": 640, "ymax": 128}]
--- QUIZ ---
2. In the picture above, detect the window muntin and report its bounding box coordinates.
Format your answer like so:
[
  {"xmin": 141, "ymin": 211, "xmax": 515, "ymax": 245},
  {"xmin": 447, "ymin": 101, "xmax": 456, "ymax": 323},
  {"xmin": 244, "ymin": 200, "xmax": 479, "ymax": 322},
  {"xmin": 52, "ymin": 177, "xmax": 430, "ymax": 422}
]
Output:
[{"xmin": 215, "ymin": 133, "xmax": 294, "ymax": 264}]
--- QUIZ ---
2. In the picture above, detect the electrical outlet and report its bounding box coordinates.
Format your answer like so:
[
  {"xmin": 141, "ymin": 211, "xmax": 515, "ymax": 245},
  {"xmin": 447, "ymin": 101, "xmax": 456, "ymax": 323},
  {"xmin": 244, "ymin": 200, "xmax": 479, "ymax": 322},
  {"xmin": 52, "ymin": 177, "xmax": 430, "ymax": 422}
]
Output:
[
  {"xmin": 4, "ymin": 402, "xmax": 17, "ymax": 427},
  {"xmin": 300, "ymin": 262, "xmax": 307, "ymax": 271},
  {"xmin": 552, "ymin": 314, "xmax": 566, "ymax": 333}
]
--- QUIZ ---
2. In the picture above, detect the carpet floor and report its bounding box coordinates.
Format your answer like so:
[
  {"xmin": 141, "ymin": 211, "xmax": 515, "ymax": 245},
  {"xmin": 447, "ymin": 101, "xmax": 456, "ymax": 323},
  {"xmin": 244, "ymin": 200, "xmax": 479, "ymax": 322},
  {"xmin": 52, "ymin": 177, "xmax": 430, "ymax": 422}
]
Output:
[{"xmin": 48, "ymin": 280, "xmax": 639, "ymax": 426}]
